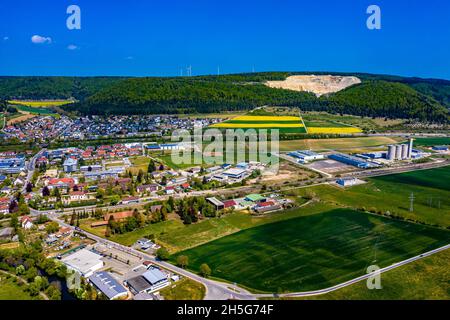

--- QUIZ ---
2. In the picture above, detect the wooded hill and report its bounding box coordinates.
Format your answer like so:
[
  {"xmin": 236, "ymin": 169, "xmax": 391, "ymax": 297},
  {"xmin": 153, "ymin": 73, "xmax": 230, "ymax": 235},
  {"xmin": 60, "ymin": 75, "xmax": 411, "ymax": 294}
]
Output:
[{"xmin": 0, "ymin": 72, "xmax": 449, "ymax": 123}]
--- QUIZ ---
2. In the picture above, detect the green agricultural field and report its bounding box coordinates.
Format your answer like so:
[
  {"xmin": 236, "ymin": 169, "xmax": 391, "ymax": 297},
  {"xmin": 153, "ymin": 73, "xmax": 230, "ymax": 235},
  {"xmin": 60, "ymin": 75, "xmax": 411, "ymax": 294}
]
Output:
[
  {"xmin": 278, "ymin": 136, "xmax": 402, "ymax": 151},
  {"xmin": 301, "ymin": 112, "xmax": 405, "ymax": 131},
  {"xmin": 128, "ymin": 156, "xmax": 151, "ymax": 174},
  {"xmin": 94, "ymin": 202, "xmax": 334, "ymax": 251},
  {"xmin": 297, "ymin": 248, "xmax": 450, "ymax": 300},
  {"xmin": 413, "ymin": 137, "xmax": 450, "ymax": 147},
  {"xmin": 14, "ymin": 105, "xmax": 56, "ymax": 115},
  {"xmin": 172, "ymin": 209, "xmax": 450, "ymax": 293},
  {"xmin": 290, "ymin": 166, "xmax": 450, "ymax": 228}
]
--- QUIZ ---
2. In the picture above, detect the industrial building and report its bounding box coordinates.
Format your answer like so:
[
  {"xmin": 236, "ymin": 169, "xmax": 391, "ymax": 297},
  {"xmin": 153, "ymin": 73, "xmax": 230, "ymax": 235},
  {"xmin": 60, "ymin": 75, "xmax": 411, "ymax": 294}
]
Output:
[
  {"xmin": 126, "ymin": 267, "xmax": 169, "ymax": 294},
  {"xmin": 432, "ymin": 145, "xmax": 449, "ymax": 152},
  {"xmin": 328, "ymin": 154, "xmax": 379, "ymax": 169},
  {"xmin": 222, "ymin": 168, "xmax": 247, "ymax": 179},
  {"xmin": 61, "ymin": 249, "xmax": 104, "ymax": 277},
  {"xmin": 337, "ymin": 178, "xmax": 359, "ymax": 187},
  {"xmin": 387, "ymin": 138, "xmax": 414, "ymax": 161},
  {"xmin": 89, "ymin": 271, "xmax": 128, "ymax": 300},
  {"xmin": 288, "ymin": 150, "xmax": 325, "ymax": 163},
  {"xmin": 0, "ymin": 157, "xmax": 26, "ymax": 174}
]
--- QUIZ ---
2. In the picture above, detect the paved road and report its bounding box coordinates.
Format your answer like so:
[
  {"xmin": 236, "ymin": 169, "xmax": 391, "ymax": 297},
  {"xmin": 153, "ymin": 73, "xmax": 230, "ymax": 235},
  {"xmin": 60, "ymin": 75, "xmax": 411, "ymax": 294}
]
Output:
[
  {"xmin": 254, "ymin": 244, "xmax": 450, "ymax": 299},
  {"xmin": 49, "ymin": 210, "xmax": 449, "ymax": 300},
  {"xmin": 29, "ymin": 150, "xmax": 449, "ymax": 300},
  {"xmin": 22, "ymin": 148, "xmax": 46, "ymax": 193},
  {"xmin": 48, "ymin": 213, "xmax": 256, "ymax": 300}
]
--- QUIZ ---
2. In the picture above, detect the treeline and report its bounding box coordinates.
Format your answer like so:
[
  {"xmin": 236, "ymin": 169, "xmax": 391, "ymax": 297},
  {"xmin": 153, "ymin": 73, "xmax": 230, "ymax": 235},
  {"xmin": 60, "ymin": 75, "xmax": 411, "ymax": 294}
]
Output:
[
  {"xmin": 68, "ymin": 77, "xmax": 449, "ymax": 122},
  {"xmin": 1, "ymin": 73, "xmax": 449, "ymax": 123},
  {"xmin": 0, "ymin": 76, "xmax": 125, "ymax": 100},
  {"xmin": 324, "ymin": 81, "xmax": 449, "ymax": 121},
  {"xmin": 66, "ymin": 77, "xmax": 317, "ymax": 115}
]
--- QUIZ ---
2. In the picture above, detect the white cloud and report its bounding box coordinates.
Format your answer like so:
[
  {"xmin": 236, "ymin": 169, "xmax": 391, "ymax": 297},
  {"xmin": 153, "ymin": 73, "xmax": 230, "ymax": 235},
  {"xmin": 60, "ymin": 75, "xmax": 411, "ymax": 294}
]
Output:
[
  {"xmin": 3, "ymin": 37, "xmax": 9, "ymax": 41},
  {"xmin": 125, "ymin": 56, "xmax": 134, "ymax": 60},
  {"xmin": 67, "ymin": 44, "xmax": 79, "ymax": 50},
  {"xmin": 31, "ymin": 35, "xmax": 52, "ymax": 44}
]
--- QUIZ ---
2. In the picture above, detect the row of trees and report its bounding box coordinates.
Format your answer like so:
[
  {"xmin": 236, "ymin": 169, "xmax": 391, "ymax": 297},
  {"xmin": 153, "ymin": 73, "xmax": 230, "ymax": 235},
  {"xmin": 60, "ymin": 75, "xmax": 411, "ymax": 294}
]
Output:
[{"xmin": 156, "ymin": 249, "xmax": 212, "ymax": 278}]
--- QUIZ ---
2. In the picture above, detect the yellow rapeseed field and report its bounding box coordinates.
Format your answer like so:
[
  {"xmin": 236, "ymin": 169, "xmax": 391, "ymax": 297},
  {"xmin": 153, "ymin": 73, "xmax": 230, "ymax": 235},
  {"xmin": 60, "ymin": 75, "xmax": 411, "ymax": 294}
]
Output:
[
  {"xmin": 211, "ymin": 123, "xmax": 304, "ymax": 128},
  {"xmin": 8, "ymin": 100, "xmax": 74, "ymax": 107},
  {"xmin": 307, "ymin": 127, "xmax": 362, "ymax": 134},
  {"xmin": 232, "ymin": 116, "xmax": 302, "ymax": 121}
]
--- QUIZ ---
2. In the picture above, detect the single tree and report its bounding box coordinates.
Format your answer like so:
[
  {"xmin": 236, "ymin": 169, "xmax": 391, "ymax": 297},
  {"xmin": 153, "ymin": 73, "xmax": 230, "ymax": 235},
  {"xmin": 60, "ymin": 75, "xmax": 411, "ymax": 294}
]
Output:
[
  {"xmin": 176, "ymin": 255, "xmax": 189, "ymax": 269},
  {"xmin": 200, "ymin": 263, "xmax": 211, "ymax": 278}
]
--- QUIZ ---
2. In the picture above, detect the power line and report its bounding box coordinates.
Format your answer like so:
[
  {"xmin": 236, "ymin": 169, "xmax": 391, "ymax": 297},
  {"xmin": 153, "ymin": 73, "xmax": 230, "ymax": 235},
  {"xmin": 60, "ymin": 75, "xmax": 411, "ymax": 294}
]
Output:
[{"xmin": 409, "ymin": 192, "xmax": 415, "ymax": 212}]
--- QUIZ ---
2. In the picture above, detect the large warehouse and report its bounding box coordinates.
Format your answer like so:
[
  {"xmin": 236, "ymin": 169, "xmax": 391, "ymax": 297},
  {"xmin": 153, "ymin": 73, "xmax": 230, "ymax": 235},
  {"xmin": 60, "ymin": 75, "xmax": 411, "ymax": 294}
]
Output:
[{"xmin": 61, "ymin": 249, "xmax": 104, "ymax": 277}]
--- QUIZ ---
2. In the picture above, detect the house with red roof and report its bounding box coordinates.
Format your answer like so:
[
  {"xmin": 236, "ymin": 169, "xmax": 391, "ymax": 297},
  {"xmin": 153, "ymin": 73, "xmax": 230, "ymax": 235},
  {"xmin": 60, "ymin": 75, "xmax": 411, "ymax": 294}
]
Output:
[{"xmin": 20, "ymin": 216, "xmax": 34, "ymax": 230}]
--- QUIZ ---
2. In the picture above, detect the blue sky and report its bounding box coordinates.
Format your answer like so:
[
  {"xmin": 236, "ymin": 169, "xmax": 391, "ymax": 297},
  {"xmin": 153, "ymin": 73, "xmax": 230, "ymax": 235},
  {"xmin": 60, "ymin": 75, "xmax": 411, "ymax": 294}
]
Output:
[{"xmin": 0, "ymin": 0, "xmax": 449, "ymax": 79}]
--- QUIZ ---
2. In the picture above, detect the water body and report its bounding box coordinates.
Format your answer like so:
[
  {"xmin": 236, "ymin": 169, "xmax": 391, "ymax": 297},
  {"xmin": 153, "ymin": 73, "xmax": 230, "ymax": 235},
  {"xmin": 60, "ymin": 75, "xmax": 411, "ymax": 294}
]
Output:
[{"xmin": 40, "ymin": 271, "xmax": 77, "ymax": 301}]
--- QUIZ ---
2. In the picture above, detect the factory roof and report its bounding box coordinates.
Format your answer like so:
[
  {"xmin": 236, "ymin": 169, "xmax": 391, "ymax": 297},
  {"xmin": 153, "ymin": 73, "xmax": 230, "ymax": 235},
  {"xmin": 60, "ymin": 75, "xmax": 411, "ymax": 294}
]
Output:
[
  {"xmin": 142, "ymin": 268, "xmax": 167, "ymax": 285},
  {"xmin": 89, "ymin": 272, "xmax": 127, "ymax": 300}
]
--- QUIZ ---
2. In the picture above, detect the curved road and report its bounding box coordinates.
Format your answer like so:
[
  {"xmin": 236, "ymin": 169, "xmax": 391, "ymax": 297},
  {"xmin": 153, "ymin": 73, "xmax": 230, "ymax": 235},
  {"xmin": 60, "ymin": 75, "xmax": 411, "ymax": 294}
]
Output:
[{"xmin": 46, "ymin": 211, "xmax": 449, "ymax": 300}]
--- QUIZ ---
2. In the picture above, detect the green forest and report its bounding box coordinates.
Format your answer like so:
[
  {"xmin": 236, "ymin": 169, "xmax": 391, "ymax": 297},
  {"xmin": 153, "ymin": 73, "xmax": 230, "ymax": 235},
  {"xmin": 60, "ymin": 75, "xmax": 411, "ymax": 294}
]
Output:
[{"xmin": 0, "ymin": 72, "xmax": 449, "ymax": 123}]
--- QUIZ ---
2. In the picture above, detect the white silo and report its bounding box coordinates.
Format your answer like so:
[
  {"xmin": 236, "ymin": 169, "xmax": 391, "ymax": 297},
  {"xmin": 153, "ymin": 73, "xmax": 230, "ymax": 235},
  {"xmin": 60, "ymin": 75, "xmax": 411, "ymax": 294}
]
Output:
[
  {"xmin": 387, "ymin": 145, "xmax": 396, "ymax": 160},
  {"xmin": 395, "ymin": 145, "xmax": 402, "ymax": 160},
  {"xmin": 401, "ymin": 144, "xmax": 408, "ymax": 159}
]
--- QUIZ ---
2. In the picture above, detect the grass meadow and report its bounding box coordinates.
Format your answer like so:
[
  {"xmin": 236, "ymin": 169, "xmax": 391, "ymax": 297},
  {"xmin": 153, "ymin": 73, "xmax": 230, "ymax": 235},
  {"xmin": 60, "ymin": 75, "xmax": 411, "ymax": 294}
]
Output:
[{"xmin": 171, "ymin": 208, "xmax": 449, "ymax": 293}]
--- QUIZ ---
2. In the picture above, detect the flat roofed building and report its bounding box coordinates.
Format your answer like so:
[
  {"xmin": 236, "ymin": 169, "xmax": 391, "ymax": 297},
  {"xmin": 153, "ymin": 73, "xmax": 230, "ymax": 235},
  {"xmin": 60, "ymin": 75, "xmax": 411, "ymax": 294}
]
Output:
[
  {"xmin": 245, "ymin": 194, "xmax": 266, "ymax": 203},
  {"xmin": 337, "ymin": 177, "xmax": 357, "ymax": 187},
  {"xmin": 126, "ymin": 276, "xmax": 153, "ymax": 294},
  {"xmin": 142, "ymin": 268, "xmax": 169, "ymax": 292},
  {"xmin": 61, "ymin": 249, "xmax": 104, "ymax": 277},
  {"xmin": 223, "ymin": 168, "xmax": 247, "ymax": 179},
  {"xmin": 126, "ymin": 268, "xmax": 169, "ymax": 294},
  {"xmin": 89, "ymin": 271, "xmax": 128, "ymax": 300}
]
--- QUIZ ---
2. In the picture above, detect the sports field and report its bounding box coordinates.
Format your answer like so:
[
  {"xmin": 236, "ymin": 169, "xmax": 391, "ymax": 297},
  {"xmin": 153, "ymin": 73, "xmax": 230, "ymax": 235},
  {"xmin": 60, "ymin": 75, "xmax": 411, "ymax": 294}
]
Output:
[{"xmin": 172, "ymin": 208, "xmax": 450, "ymax": 293}]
